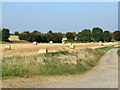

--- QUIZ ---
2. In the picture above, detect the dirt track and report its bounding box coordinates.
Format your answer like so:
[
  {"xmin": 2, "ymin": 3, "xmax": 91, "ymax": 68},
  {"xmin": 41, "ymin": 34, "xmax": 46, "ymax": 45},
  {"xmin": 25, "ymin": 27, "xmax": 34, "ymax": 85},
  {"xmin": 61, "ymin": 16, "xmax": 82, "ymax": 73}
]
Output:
[
  {"xmin": 2, "ymin": 43, "xmax": 104, "ymax": 57},
  {"xmin": 2, "ymin": 48, "xmax": 118, "ymax": 88}
]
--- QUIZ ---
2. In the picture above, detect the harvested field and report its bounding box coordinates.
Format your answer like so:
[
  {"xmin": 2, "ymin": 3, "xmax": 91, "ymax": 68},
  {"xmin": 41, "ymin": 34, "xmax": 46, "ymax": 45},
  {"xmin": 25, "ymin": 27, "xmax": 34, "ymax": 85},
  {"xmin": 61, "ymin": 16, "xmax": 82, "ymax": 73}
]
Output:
[{"xmin": 1, "ymin": 42, "xmax": 115, "ymax": 57}]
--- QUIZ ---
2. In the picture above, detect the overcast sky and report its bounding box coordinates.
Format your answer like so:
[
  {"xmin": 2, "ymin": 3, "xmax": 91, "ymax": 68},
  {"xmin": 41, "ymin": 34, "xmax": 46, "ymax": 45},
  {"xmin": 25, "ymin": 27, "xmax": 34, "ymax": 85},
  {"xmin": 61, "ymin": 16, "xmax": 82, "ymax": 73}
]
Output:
[{"xmin": 2, "ymin": 2, "xmax": 118, "ymax": 33}]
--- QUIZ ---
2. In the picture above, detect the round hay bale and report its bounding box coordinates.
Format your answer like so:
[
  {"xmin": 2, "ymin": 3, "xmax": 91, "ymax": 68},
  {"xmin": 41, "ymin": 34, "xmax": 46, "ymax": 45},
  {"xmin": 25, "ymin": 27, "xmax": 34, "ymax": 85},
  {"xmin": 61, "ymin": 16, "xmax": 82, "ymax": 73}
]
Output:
[
  {"xmin": 49, "ymin": 41, "xmax": 53, "ymax": 44},
  {"xmin": 62, "ymin": 41, "xmax": 65, "ymax": 44},
  {"xmin": 5, "ymin": 45, "xmax": 12, "ymax": 50},
  {"xmin": 69, "ymin": 45, "xmax": 75, "ymax": 49},
  {"xmin": 113, "ymin": 42, "xmax": 116, "ymax": 45},
  {"xmin": 38, "ymin": 49, "xmax": 48, "ymax": 54},
  {"xmin": 108, "ymin": 42, "xmax": 113, "ymax": 46},
  {"xmin": 91, "ymin": 42, "xmax": 94, "ymax": 44},
  {"xmin": 99, "ymin": 41, "xmax": 103, "ymax": 46},
  {"xmin": 62, "ymin": 37, "xmax": 67, "ymax": 41},
  {"xmin": 33, "ymin": 41, "xmax": 37, "ymax": 45}
]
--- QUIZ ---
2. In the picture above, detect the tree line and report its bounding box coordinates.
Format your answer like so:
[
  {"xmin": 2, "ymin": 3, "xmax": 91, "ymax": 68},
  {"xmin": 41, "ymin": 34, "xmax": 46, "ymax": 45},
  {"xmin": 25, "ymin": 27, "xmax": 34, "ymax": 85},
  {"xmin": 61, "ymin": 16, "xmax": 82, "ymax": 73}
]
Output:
[{"xmin": 1, "ymin": 27, "xmax": 120, "ymax": 42}]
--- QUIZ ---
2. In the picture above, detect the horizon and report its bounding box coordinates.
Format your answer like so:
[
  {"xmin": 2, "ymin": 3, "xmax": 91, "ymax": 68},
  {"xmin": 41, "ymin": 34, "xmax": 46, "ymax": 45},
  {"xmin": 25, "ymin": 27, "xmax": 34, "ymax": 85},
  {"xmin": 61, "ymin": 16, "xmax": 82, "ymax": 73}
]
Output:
[{"xmin": 2, "ymin": 2, "xmax": 118, "ymax": 33}]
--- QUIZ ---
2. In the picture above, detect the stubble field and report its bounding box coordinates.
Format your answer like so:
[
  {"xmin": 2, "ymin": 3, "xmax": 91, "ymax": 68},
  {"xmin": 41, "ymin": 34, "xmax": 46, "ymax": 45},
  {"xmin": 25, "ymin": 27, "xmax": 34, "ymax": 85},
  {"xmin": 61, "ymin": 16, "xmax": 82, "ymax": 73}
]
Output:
[{"xmin": 2, "ymin": 43, "xmax": 105, "ymax": 57}]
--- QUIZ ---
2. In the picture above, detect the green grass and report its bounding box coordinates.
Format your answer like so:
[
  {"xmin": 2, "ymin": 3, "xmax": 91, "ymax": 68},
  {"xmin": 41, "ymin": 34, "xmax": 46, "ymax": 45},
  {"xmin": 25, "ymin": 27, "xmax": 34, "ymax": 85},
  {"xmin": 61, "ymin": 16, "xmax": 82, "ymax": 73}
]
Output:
[
  {"xmin": 2, "ymin": 46, "xmax": 113, "ymax": 79},
  {"xmin": 117, "ymin": 50, "xmax": 120, "ymax": 56},
  {"xmin": 96, "ymin": 46, "xmax": 113, "ymax": 51}
]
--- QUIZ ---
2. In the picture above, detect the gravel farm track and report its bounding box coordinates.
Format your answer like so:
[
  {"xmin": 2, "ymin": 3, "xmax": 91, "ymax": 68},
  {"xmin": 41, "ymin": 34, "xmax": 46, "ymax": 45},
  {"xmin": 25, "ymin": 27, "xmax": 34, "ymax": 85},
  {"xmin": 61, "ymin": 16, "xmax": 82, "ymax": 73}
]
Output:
[{"xmin": 2, "ymin": 48, "xmax": 118, "ymax": 88}]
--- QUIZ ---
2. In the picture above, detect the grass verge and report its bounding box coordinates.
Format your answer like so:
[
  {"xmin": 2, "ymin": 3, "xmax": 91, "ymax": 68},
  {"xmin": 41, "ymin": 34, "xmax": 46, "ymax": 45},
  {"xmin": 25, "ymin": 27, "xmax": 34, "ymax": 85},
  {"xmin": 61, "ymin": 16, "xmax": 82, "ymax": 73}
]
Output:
[{"xmin": 2, "ymin": 46, "xmax": 113, "ymax": 79}]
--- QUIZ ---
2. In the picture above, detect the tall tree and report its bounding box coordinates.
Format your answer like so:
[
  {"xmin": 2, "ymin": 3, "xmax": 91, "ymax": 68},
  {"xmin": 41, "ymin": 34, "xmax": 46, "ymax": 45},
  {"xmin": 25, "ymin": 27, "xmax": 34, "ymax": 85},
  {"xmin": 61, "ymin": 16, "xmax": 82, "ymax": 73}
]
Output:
[
  {"xmin": 2, "ymin": 28, "xmax": 10, "ymax": 41},
  {"xmin": 81, "ymin": 29, "xmax": 92, "ymax": 42},
  {"xmin": 92, "ymin": 27, "xmax": 104, "ymax": 42},
  {"xmin": 113, "ymin": 31, "xmax": 120, "ymax": 41},
  {"xmin": 32, "ymin": 30, "xmax": 41, "ymax": 35},
  {"xmin": 103, "ymin": 31, "xmax": 112, "ymax": 42},
  {"xmin": 0, "ymin": 29, "xmax": 2, "ymax": 41},
  {"xmin": 66, "ymin": 32, "xmax": 75, "ymax": 40},
  {"xmin": 14, "ymin": 31, "xmax": 19, "ymax": 35},
  {"xmin": 77, "ymin": 32, "xmax": 83, "ymax": 42},
  {"xmin": 47, "ymin": 30, "xmax": 53, "ymax": 33},
  {"xmin": 19, "ymin": 31, "xmax": 29, "ymax": 41}
]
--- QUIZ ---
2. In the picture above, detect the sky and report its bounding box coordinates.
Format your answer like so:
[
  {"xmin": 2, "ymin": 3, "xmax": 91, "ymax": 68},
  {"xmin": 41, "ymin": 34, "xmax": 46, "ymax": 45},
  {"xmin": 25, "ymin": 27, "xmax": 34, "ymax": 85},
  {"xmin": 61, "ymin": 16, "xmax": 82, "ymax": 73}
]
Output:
[{"xmin": 2, "ymin": 2, "xmax": 118, "ymax": 33}]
